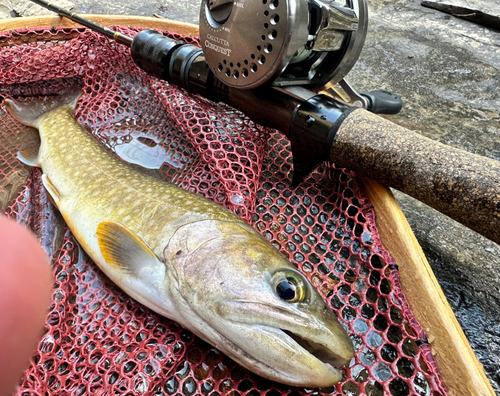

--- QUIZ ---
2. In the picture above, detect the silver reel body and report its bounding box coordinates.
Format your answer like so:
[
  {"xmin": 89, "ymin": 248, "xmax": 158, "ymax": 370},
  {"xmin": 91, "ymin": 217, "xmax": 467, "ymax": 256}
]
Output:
[{"xmin": 199, "ymin": 0, "xmax": 368, "ymax": 90}]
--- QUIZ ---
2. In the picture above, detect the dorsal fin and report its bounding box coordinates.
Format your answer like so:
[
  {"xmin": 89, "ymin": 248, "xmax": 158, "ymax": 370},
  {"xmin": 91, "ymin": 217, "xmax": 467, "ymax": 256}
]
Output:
[{"xmin": 96, "ymin": 221, "xmax": 164, "ymax": 276}]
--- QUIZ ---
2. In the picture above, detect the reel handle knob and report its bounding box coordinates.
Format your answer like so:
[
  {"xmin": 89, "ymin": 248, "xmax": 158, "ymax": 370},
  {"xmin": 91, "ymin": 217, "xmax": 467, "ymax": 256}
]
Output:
[{"xmin": 362, "ymin": 90, "xmax": 403, "ymax": 115}]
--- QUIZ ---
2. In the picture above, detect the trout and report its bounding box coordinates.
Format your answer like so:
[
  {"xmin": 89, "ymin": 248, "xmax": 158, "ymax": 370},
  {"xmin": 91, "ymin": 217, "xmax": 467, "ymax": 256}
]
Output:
[{"xmin": 5, "ymin": 89, "xmax": 354, "ymax": 387}]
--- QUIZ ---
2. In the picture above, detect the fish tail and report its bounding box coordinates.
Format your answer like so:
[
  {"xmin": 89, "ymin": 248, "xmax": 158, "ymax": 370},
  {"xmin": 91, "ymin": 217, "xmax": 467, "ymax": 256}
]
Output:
[{"xmin": 4, "ymin": 87, "xmax": 82, "ymax": 128}]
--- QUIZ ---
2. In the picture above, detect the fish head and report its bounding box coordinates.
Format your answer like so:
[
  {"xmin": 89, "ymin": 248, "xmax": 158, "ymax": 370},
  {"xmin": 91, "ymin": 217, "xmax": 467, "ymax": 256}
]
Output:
[{"xmin": 163, "ymin": 219, "xmax": 354, "ymax": 387}]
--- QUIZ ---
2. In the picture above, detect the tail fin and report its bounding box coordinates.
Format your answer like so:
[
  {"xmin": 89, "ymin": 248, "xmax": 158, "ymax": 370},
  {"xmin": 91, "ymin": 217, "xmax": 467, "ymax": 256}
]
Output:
[{"xmin": 4, "ymin": 87, "xmax": 82, "ymax": 128}]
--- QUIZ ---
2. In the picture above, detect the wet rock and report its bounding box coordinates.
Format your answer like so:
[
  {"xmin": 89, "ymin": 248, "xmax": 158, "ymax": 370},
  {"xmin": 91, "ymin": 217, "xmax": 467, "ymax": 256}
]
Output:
[
  {"xmin": 439, "ymin": 281, "xmax": 500, "ymax": 391},
  {"xmin": 8, "ymin": 0, "xmax": 75, "ymax": 17}
]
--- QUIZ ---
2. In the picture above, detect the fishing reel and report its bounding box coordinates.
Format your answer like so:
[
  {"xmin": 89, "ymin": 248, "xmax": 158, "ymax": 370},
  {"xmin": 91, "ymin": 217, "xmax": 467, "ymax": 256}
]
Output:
[
  {"xmin": 199, "ymin": 0, "xmax": 401, "ymax": 112},
  {"xmin": 199, "ymin": 0, "xmax": 366, "ymax": 90}
]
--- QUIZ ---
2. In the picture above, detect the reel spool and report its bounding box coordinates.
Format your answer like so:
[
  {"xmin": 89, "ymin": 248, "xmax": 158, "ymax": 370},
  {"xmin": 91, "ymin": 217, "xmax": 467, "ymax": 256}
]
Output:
[{"xmin": 199, "ymin": 0, "xmax": 368, "ymax": 90}]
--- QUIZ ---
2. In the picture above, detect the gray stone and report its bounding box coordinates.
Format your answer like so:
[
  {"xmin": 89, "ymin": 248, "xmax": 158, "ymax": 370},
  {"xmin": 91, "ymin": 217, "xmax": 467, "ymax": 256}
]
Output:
[{"xmin": 11, "ymin": 0, "xmax": 75, "ymax": 17}]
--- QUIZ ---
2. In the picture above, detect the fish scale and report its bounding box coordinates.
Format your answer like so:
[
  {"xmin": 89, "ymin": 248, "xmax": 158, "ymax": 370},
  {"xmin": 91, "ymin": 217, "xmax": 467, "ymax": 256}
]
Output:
[{"xmin": 36, "ymin": 104, "xmax": 240, "ymax": 257}]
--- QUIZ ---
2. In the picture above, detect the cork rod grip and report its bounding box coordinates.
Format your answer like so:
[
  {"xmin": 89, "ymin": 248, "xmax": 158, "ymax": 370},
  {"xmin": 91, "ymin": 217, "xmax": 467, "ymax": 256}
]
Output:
[{"xmin": 331, "ymin": 108, "xmax": 500, "ymax": 244}]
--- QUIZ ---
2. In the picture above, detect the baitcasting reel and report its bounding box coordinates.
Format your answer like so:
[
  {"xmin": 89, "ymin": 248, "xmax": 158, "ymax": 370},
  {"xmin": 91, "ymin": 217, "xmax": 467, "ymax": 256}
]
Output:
[
  {"xmin": 199, "ymin": 0, "xmax": 367, "ymax": 91},
  {"xmin": 29, "ymin": 0, "xmax": 401, "ymax": 114}
]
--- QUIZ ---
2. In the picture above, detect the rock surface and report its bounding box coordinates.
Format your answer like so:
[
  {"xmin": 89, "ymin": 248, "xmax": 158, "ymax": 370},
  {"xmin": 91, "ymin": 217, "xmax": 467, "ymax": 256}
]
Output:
[
  {"xmin": 7, "ymin": 0, "xmax": 74, "ymax": 17},
  {"xmin": 0, "ymin": 0, "xmax": 499, "ymax": 392}
]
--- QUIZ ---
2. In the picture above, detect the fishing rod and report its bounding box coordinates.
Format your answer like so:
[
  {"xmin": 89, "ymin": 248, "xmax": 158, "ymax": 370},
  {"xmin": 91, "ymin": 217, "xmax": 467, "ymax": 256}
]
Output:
[{"xmin": 26, "ymin": 0, "xmax": 500, "ymax": 245}]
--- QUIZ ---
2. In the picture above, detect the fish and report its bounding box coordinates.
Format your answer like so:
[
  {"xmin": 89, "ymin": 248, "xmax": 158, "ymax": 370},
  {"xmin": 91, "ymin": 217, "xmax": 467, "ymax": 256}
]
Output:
[{"xmin": 4, "ymin": 88, "xmax": 354, "ymax": 387}]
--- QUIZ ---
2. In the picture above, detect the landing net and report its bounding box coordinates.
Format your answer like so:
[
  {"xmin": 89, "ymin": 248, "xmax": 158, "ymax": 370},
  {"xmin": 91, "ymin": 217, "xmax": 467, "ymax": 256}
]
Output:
[{"xmin": 0, "ymin": 26, "xmax": 448, "ymax": 396}]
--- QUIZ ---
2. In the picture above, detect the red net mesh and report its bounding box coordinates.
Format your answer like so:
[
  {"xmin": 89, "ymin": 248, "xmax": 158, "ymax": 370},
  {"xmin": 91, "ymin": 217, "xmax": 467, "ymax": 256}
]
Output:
[{"xmin": 0, "ymin": 26, "xmax": 448, "ymax": 396}]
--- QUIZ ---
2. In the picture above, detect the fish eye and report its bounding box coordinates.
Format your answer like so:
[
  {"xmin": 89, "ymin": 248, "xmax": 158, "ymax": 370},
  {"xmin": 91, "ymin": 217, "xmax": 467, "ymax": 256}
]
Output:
[{"xmin": 272, "ymin": 271, "xmax": 306, "ymax": 303}]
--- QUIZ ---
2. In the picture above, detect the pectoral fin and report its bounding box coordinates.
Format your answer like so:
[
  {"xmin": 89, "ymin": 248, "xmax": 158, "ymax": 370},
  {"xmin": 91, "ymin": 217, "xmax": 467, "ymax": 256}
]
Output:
[{"xmin": 96, "ymin": 221, "xmax": 164, "ymax": 276}]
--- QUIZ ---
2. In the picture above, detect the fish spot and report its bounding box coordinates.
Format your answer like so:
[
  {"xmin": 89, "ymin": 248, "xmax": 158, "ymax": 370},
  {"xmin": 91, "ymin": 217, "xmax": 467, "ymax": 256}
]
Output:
[{"xmin": 176, "ymin": 250, "xmax": 182, "ymax": 256}]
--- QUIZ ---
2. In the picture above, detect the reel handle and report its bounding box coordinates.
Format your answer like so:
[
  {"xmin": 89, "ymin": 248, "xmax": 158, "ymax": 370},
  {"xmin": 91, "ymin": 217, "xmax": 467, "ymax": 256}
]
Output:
[
  {"xmin": 331, "ymin": 109, "xmax": 500, "ymax": 244},
  {"xmin": 361, "ymin": 90, "xmax": 403, "ymax": 115}
]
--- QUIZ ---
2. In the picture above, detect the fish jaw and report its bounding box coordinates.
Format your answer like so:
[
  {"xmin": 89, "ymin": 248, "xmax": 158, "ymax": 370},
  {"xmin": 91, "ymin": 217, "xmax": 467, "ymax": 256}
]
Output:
[
  {"xmin": 163, "ymin": 219, "xmax": 354, "ymax": 387},
  {"xmin": 208, "ymin": 321, "xmax": 346, "ymax": 387},
  {"xmin": 215, "ymin": 298, "xmax": 354, "ymax": 366}
]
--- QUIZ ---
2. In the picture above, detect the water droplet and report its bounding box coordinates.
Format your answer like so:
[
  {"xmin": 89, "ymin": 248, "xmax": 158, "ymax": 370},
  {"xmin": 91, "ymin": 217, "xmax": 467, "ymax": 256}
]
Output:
[
  {"xmin": 182, "ymin": 377, "xmax": 197, "ymax": 396},
  {"xmin": 362, "ymin": 231, "xmax": 373, "ymax": 244},
  {"xmin": 367, "ymin": 331, "xmax": 383, "ymax": 348},
  {"xmin": 202, "ymin": 379, "xmax": 214, "ymax": 394},
  {"xmin": 360, "ymin": 347, "xmax": 376, "ymax": 366},
  {"xmin": 164, "ymin": 376, "xmax": 178, "ymax": 395},
  {"xmin": 114, "ymin": 136, "xmax": 174, "ymax": 170},
  {"xmin": 354, "ymin": 318, "xmax": 369, "ymax": 334},
  {"xmin": 53, "ymin": 289, "xmax": 65, "ymax": 302},
  {"xmin": 354, "ymin": 278, "xmax": 366, "ymax": 293},
  {"xmin": 175, "ymin": 361, "xmax": 190, "ymax": 379},
  {"xmin": 230, "ymin": 193, "xmax": 243, "ymax": 204},
  {"xmin": 39, "ymin": 334, "xmax": 55, "ymax": 353},
  {"xmin": 413, "ymin": 372, "xmax": 430, "ymax": 396},
  {"xmin": 374, "ymin": 362, "xmax": 393, "ymax": 381}
]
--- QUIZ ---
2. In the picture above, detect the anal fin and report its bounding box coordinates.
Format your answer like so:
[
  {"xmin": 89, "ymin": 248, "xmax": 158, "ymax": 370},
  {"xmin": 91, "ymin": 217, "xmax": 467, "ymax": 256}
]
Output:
[
  {"xmin": 42, "ymin": 174, "xmax": 61, "ymax": 203},
  {"xmin": 96, "ymin": 221, "xmax": 164, "ymax": 276}
]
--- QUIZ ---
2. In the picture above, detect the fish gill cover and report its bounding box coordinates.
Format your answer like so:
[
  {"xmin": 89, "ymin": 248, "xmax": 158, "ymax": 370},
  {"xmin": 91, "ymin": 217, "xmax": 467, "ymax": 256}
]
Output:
[{"xmin": 0, "ymin": 26, "xmax": 447, "ymax": 396}]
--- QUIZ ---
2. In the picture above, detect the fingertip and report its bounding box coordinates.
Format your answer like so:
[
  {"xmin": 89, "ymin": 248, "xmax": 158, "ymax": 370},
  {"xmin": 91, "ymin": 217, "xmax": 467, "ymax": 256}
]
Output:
[{"xmin": 0, "ymin": 216, "xmax": 53, "ymax": 396}]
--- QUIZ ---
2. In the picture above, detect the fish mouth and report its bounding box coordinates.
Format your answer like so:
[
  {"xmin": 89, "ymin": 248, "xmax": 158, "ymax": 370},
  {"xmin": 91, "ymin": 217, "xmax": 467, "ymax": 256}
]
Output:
[
  {"xmin": 244, "ymin": 324, "xmax": 346, "ymax": 386},
  {"xmin": 214, "ymin": 299, "xmax": 352, "ymax": 383},
  {"xmin": 280, "ymin": 329, "xmax": 348, "ymax": 368}
]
